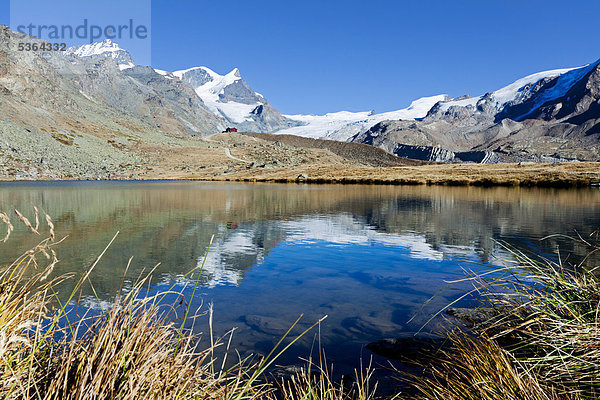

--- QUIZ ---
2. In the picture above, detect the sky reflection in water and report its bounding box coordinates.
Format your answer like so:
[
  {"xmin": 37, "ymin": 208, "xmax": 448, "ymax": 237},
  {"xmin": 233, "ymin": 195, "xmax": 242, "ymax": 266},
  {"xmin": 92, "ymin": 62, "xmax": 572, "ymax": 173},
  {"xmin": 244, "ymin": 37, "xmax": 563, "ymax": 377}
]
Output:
[{"xmin": 1, "ymin": 181, "xmax": 599, "ymax": 371}]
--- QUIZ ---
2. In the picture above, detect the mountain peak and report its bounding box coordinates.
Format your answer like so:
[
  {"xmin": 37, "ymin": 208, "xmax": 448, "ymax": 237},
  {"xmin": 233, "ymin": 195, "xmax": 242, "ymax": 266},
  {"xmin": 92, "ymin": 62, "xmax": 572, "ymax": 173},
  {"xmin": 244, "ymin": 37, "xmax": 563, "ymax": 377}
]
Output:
[
  {"xmin": 66, "ymin": 40, "xmax": 122, "ymax": 57},
  {"xmin": 64, "ymin": 40, "xmax": 135, "ymax": 70},
  {"xmin": 169, "ymin": 65, "xmax": 298, "ymax": 131}
]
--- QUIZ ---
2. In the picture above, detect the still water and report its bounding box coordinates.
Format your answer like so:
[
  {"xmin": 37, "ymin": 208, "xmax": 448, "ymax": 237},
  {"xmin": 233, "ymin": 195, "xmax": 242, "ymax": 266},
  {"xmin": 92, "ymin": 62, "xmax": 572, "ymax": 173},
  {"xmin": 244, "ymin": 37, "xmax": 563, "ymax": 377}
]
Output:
[{"xmin": 1, "ymin": 181, "xmax": 599, "ymax": 371}]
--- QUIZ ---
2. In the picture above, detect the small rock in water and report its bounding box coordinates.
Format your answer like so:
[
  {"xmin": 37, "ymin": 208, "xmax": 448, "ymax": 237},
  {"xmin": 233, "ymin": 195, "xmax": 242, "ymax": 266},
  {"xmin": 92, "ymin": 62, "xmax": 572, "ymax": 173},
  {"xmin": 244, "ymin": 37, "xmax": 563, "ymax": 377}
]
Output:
[
  {"xmin": 366, "ymin": 335, "xmax": 448, "ymax": 364},
  {"xmin": 244, "ymin": 315, "xmax": 292, "ymax": 336},
  {"xmin": 269, "ymin": 365, "xmax": 306, "ymax": 380},
  {"xmin": 341, "ymin": 316, "xmax": 400, "ymax": 337}
]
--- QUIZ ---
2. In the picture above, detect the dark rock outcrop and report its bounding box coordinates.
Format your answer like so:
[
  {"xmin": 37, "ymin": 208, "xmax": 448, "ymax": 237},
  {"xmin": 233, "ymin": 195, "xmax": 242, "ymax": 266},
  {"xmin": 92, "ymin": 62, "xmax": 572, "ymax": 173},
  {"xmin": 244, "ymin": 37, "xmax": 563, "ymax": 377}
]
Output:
[
  {"xmin": 244, "ymin": 315, "xmax": 295, "ymax": 336},
  {"xmin": 393, "ymin": 145, "xmax": 455, "ymax": 162}
]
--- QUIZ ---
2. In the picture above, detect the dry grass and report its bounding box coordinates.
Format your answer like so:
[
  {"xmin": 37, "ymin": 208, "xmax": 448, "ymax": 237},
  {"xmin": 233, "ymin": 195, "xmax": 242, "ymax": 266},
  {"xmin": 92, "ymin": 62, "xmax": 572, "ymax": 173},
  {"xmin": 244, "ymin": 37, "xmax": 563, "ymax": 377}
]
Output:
[
  {"xmin": 0, "ymin": 208, "xmax": 65, "ymax": 398},
  {"xmin": 406, "ymin": 234, "xmax": 600, "ymax": 400},
  {"xmin": 274, "ymin": 352, "xmax": 378, "ymax": 400},
  {"xmin": 205, "ymin": 162, "xmax": 600, "ymax": 188},
  {"xmin": 405, "ymin": 332, "xmax": 579, "ymax": 400},
  {"xmin": 475, "ymin": 239, "xmax": 600, "ymax": 397},
  {"xmin": 0, "ymin": 208, "xmax": 377, "ymax": 400},
  {"xmin": 3, "ymin": 129, "xmax": 600, "ymax": 187}
]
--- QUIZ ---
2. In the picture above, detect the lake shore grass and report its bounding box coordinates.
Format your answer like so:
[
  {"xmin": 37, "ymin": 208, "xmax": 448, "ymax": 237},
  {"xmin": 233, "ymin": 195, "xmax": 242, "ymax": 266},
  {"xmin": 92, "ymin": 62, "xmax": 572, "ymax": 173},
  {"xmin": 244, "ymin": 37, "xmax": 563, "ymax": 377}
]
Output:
[
  {"xmin": 3, "ymin": 162, "xmax": 600, "ymax": 188},
  {"xmin": 1, "ymin": 209, "xmax": 599, "ymax": 399},
  {"xmin": 405, "ymin": 235, "xmax": 600, "ymax": 400},
  {"xmin": 0, "ymin": 209, "xmax": 379, "ymax": 400},
  {"xmin": 203, "ymin": 162, "xmax": 600, "ymax": 188}
]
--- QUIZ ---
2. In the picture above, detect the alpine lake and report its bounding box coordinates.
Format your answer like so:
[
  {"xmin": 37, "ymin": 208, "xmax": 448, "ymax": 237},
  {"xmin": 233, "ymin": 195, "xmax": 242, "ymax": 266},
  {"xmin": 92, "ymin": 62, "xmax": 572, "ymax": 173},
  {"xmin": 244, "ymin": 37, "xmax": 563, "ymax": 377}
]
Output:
[{"xmin": 1, "ymin": 181, "xmax": 599, "ymax": 375}]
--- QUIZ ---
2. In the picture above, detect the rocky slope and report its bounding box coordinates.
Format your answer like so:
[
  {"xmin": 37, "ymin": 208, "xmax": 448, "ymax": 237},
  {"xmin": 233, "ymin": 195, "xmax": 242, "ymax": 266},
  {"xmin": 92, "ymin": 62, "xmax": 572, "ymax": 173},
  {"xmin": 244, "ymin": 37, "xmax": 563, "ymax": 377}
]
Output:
[
  {"xmin": 0, "ymin": 26, "xmax": 225, "ymax": 138},
  {"xmin": 1, "ymin": 25, "xmax": 296, "ymax": 141},
  {"xmin": 0, "ymin": 26, "xmax": 233, "ymax": 178},
  {"xmin": 244, "ymin": 132, "xmax": 424, "ymax": 167},
  {"xmin": 61, "ymin": 39, "xmax": 298, "ymax": 133}
]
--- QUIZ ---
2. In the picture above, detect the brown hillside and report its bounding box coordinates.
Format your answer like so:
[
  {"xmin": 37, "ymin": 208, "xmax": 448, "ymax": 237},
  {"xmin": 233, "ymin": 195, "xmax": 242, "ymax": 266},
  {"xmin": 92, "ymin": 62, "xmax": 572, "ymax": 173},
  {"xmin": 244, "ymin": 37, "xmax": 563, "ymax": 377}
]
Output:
[{"xmin": 243, "ymin": 132, "xmax": 425, "ymax": 167}]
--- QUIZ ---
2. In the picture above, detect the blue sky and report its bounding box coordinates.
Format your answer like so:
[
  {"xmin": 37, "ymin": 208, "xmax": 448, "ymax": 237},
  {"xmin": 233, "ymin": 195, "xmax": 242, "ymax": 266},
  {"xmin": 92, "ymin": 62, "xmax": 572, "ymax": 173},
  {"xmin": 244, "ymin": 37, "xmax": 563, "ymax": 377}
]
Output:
[{"xmin": 2, "ymin": 0, "xmax": 600, "ymax": 115}]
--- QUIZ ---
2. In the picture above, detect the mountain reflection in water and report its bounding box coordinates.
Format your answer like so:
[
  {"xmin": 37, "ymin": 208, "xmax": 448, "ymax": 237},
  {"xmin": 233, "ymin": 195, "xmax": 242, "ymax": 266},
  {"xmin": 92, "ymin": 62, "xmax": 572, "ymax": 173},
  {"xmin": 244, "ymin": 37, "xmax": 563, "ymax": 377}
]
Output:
[{"xmin": 0, "ymin": 181, "xmax": 598, "ymax": 371}]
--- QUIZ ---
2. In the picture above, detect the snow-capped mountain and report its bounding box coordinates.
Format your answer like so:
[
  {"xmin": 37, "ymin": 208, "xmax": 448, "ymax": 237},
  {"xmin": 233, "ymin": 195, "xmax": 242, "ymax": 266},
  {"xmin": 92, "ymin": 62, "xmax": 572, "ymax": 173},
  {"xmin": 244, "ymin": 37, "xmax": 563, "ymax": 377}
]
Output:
[
  {"xmin": 352, "ymin": 58, "xmax": 600, "ymax": 163},
  {"xmin": 63, "ymin": 40, "xmax": 297, "ymax": 133},
  {"xmin": 434, "ymin": 67, "xmax": 579, "ymax": 115},
  {"xmin": 64, "ymin": 39, "xmax": 135, "ymax": 70},
  {"xmin": 173, "ymin": 67, "xmax": 265, "ymax": 124},
  {"xmin": 5, "ymin": 25, "xmax": 600, "ymax": 163},
  {"xmin": 276, "ymin": 95, "xmax": 449, "ymax": 141},
  {"xmin": 172, "ymin": 66, "xmax": 299, "ymax": 132},
  {"xmin": 275, "ymin": 62, "xmax": 600, "ymax": 143},
  {"xmin": 429, "ymin": 60, "xmax": 600, "ymax": 123},
  {"xmin": 273, "ymin": 61, "xmax": 600, "ymax": 145}
]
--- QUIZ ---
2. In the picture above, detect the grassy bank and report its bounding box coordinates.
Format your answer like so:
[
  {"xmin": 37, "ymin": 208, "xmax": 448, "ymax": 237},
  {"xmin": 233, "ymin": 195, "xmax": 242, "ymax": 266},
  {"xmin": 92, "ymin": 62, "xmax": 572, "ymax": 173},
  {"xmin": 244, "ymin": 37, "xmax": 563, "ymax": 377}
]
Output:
[
  {"xmin": 408, "ymin": 235, "xmax": 600, "ymax": 400},
  {"xmin": 1, "ymin": 208, "xmax": 599, "ymax": 399},
  {"xmin": 207, "ymin": 162, "xmax": 600, "ymax": 188},
  {"xmin": 4, "ymin": 162, "xmax": 600, "ymax": 188}
]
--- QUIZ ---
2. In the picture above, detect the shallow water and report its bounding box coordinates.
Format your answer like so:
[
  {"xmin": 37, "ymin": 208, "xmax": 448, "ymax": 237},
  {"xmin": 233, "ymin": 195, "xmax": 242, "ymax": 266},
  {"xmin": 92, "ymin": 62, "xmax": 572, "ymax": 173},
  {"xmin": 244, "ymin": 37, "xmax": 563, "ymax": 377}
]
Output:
[{"xmin": 1, "ymin": 181, "xmax": 599, "ymax": 372}]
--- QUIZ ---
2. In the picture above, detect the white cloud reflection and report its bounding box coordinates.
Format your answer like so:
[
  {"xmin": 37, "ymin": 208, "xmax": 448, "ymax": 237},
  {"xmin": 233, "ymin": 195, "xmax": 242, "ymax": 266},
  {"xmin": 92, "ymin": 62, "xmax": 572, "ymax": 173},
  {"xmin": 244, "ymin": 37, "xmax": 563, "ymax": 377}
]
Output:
[{"xmin": 194, "ymin": 214, "xmax": 486, "ymax": 288}]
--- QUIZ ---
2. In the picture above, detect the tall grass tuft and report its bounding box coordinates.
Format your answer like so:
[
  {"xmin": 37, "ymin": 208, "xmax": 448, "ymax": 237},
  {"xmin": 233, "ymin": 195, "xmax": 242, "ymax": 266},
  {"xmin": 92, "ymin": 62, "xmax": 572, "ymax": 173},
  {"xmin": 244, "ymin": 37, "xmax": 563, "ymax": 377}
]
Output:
[
  {"xmin": 407, "ymin": 234, "xmax": 600, "ymax": 400},
  {"xmin": 274, "ymin": 351, "xmax": 377, "ymax": 400},
  {"xmin": 406, "ymin": 331, "xmax": 580, "ymax": 400},
  {"xmin": 0, "ymin": 208, "xmax": 66, "ymax": 398},
  {"xmin": 45, "ymin": 273, "xmax": 223, "ymax": 399},
  {"xmin": 0, "ymin": 208, "xmax": 377, "ymax": 399},
  {"xmin": 0, "ymin": 208, "xmax": 282, "ymax": 399}
]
